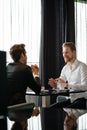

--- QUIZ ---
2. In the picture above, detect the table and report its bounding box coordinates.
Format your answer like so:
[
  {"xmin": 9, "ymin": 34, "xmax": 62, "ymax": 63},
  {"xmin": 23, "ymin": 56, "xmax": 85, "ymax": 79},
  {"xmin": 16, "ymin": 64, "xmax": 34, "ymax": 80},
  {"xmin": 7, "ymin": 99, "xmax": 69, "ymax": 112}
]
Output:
[
  {"xmin": 26, "ymin": 89, "xmax": 69, "ymax": 130},
  {"xmin": 26, "ymin": 89, "xmax": 69, "ymax": 107},
  {"xmin": 26, "ymin": 89, "xmax": 87, "ymax": 130}
]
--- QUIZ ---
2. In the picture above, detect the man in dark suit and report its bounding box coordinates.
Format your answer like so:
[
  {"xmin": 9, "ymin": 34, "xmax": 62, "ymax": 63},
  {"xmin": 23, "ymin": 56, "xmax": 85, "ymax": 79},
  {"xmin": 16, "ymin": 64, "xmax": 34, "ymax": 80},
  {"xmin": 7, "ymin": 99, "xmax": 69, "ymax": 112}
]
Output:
[
  {"xmin": 7, "ymin": 44, "xmax": 41, "ymax": 105},
  {"xmin": 7, "ymin": 44, "xmax": 41, "ymax": 130}
]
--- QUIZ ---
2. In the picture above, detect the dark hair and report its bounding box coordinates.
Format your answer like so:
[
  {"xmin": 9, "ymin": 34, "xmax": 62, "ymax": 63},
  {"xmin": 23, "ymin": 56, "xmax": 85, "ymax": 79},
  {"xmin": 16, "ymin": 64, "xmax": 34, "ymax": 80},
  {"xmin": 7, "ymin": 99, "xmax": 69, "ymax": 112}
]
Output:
[
  {"xmin": 11, "ymin": 122, "xmax": 22, "ymax": 130},
  {"xmin": 62, "ymin": 42, "xmax": 76, "ymax": 51},
  {"xmin": 10, "ymin": 44, "xmax": 26, "ymax": 62}
]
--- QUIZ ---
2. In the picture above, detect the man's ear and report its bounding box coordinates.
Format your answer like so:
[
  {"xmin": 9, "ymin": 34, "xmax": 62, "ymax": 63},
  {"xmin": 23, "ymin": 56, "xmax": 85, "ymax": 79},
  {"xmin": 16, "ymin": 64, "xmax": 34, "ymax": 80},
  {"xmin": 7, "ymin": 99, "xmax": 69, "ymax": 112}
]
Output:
[{"xmin": 21, "ymin": 53, "xmax": 25, "ymax": 58}]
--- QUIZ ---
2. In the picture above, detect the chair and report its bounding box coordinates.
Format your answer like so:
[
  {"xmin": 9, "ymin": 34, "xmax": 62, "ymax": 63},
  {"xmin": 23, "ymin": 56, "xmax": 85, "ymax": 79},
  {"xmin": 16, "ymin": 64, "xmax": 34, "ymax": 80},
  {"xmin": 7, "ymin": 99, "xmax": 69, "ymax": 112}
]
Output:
[
  {"xmin": 66, "ymin": 98, "xmax": 86, "ymax": 109},
  {"xmin": 7, "ymin": 102, "xmax": 35, "ymax": 121}
]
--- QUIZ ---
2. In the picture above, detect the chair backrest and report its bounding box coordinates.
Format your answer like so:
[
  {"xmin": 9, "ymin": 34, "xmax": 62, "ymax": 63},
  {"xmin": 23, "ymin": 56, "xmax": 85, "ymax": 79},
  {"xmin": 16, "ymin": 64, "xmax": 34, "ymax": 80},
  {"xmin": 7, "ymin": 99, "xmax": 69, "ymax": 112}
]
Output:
[{"xmin": 8, "ymin": 102, "xmax": 35, "ymax": 121}]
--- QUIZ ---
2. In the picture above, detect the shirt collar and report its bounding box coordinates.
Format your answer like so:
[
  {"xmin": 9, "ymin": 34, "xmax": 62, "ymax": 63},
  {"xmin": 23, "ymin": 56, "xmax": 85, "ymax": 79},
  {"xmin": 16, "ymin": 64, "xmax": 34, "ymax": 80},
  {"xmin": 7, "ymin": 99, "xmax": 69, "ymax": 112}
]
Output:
[{"xmin": 68, "ymin": 59, "xmax": 78, "ymax": 70}]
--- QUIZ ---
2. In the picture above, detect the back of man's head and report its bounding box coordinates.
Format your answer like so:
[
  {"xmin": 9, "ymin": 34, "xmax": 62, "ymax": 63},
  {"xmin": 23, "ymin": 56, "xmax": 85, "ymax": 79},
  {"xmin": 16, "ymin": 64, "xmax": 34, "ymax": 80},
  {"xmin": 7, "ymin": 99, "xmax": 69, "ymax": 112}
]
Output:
[{"xmin": 10, "ymin": 44, "xmax": 26, "ymax": 62}]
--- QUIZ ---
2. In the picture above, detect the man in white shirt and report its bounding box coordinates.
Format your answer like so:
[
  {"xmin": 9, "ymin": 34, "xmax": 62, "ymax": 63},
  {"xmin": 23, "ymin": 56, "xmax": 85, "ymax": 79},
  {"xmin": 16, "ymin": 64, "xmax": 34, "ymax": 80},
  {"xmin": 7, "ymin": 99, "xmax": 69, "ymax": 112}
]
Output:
[{"xmin": 48, "ymin": 42, "xmax": 87, "ymax": 130}]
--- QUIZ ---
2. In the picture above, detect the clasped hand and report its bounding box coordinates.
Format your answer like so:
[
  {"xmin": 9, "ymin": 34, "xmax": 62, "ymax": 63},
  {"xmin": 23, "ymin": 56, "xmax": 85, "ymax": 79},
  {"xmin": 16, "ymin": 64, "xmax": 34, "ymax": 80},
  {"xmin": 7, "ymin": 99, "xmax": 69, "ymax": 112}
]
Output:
[{"xmin": 48, "ymin": 78, "xmax": 67, "ymax": 89}]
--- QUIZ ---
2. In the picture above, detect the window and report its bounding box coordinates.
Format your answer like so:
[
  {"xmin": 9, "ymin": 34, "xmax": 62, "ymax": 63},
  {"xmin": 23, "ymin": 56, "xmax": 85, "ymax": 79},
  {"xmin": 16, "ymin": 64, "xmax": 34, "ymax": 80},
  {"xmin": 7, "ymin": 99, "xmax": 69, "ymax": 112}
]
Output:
[
  {"xmin": 0, "ymin": 0, "xmax": 41, "ymax": 130},
  {"xmin": 0, "ymin": 0, "xmax": 41, "ymax": 66},
  {"xmin": 75, "ymin": 1, "xmax": 87, "ymax": 129},
  {"xmin": 75, "ymin": 1, "xmax": 87, "ymax": 64}
]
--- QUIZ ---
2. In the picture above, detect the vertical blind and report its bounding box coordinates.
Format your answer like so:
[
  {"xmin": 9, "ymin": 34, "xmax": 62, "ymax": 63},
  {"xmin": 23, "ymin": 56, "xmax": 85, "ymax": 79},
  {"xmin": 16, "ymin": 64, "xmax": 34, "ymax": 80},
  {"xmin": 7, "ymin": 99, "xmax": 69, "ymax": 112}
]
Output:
[
  {"xmin": 0, "ymin": 0, "xmax": 41, "ymax": 65},
  {"xmin": 0, "ymin": 0, "xmax": 41, "ymax": 130},
  {"xmin": 75, "ymin": 1, "xmax": 87, "ymax": 64},
  {"xmin": 75, "ymin": 1, "xmax": 87, "ymax": 130}
]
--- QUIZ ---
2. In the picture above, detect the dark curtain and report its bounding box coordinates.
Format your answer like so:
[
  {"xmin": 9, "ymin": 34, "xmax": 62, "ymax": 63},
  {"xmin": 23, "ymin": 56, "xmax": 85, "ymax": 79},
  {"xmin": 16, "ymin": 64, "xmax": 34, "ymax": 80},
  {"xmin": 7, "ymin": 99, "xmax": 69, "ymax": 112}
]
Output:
[{"xmin": 39, "ymin": 0, "xmax": 75, "ymax": 89}]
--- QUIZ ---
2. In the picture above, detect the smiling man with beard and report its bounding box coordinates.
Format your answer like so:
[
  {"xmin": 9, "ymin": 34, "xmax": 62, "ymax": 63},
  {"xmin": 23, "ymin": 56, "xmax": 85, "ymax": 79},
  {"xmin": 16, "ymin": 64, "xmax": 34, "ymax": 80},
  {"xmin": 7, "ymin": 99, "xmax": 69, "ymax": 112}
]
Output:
[{"xmin": 48, "ymin": 42, "xmax": 87, "ymax": 130}]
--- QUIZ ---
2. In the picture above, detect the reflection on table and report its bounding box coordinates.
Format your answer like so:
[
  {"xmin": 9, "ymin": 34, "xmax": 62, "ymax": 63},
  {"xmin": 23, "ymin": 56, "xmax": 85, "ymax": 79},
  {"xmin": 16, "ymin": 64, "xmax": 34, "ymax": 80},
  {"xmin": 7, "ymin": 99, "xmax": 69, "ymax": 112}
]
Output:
[{"xmin": 25, "ymin": 88, "xmax": 87, "ymax": 130}]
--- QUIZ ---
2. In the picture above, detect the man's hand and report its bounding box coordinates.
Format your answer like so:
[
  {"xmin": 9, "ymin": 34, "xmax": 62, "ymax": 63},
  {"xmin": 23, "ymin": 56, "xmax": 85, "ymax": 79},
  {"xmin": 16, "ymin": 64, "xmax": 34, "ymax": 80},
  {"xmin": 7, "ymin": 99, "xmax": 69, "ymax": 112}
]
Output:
[
  {"xmin": 32, "ymin": 107, "xmax": 40, "ymax": 117},
  {"xmin": 31, "ymin": 64, "xmax": 39, "ymax": 75},
  {"xmin": 48, "ymin": 78, "xmax": 57, "ymax": 88},
  {"xmin": 55, "ymin": 78, "xmax": 69, "ymax": 89},
  {"xmin": 56, "ymin": 78, "xmax": 66, "ymax": 83}
]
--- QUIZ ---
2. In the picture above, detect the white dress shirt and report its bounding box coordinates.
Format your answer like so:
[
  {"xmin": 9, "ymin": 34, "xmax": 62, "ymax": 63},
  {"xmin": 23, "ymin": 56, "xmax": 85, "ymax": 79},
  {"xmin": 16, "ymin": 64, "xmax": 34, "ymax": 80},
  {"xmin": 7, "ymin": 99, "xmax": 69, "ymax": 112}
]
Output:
[
  {"xmin": 60, "ymin": 59, "xmax": 87, "ymax": 102},
  {"xmin": 60, "ymin": 59, "xmax": 87, "ymax": 118}
]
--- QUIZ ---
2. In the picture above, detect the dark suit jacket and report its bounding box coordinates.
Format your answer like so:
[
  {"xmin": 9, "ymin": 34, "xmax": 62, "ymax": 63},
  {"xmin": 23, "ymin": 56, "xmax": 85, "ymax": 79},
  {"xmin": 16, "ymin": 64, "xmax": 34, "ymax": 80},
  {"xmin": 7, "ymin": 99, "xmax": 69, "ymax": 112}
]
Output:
[
  {"xmin": 7, "ymin": 62, "xmax": 41, "ymax": 105},
  {"xmin": 34, "ymin": 76, "xmax": 41, "ymax": 85}
]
